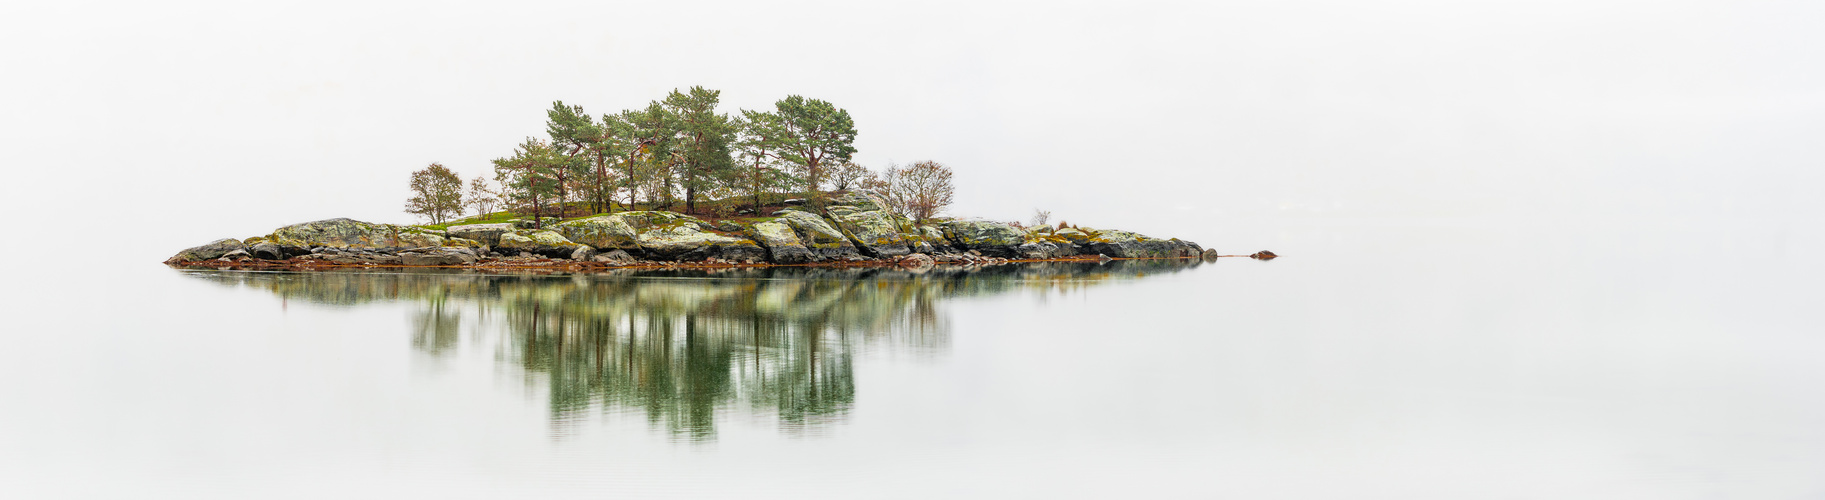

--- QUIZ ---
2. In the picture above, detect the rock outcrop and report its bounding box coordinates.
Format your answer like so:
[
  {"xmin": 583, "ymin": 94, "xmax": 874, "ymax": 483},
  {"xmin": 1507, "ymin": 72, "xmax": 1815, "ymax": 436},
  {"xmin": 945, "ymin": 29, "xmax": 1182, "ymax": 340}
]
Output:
[
  {"xmin": 165, "ymin": 238, "xmax": 246, "ymax": 263},
  {"xmin": 773, "ymin": 209, "xmax": 861, "ymax": 260},
  {"xmin": 165, "ymin": 206, "xmax": 1211, "ymax": 268},
  {"xmin": 746, "ymin": 220, "xmax": 815, "ymax": 264},
  {"xmin": 496, "ymin": 230, "xmax": 582, "ymax": 258},
  {"xmin": 939, "ymin": 220, "xmax": 1027, "ymax": 257},
  {"xmin": 555, "ymin": 211, "xmax": 765, "ymax": 262},
  {"xmin": 823, "ymin": 193, "xmax": 912, "ymax": 258}
]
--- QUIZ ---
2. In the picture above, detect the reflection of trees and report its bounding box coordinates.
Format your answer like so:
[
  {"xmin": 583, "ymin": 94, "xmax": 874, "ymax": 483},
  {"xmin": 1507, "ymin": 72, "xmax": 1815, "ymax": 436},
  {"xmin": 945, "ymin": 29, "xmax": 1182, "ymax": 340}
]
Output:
[{"xmin": 179, "ymin": 260, "xmax": 1204, "ymax": 441}]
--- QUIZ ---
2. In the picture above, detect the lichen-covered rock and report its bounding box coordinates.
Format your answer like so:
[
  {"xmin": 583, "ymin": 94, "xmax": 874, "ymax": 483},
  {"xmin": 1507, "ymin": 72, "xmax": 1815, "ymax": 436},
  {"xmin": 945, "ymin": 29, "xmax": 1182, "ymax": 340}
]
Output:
[
  {"xmin": 1081, "ymin": 230, "xmax": 1203, "ymax": 259},
  {"xmin": 396, "ymin": 230, "xmax": 444, "ymax": 248},
  {"xmin": 774, "ymin": 209, "xmax": 861, "ymax": 260},
  {"xmin": 556, "ymin": 211, "xmax": 765, "ymax": 262},
  {"xmin": 827, "ymin": 191, "xmax": 886, "ymax": 212},
  {"xmin": 1054, "ymin": 227, "xmax": 1095, "ymax": 244},
  {"xmin": 939, "ymin": 220, "xmax": 1026, "ymax": 257},
  {"xmin": 447, "ymin": 223, "xmax": 514, "ymax": 247},
  {"xmin": 266, "ymin": 218, "xmax": 435, "ymax": 249},
  {"xmin": 917, "ymin": 225, "xmax": 955, "ymax": 254},
  {"xmin": 165, "ymin": 238, "xmax": 245, "ymax": 263},
  {"xmin": 1016, "ymin": 241, "xmax": 1078, "ymax": 260},
  {"xmin": 825, "ymin": 203, "xmax": 911, "ymax": 258},
  {"xmin": 638, "ymin": 221, "xmax": 766, "ymax": 262},
  {"xmin": 748, "ymin": 220, "xmax": 815, "ymax": 263},
  {"xmin": 551, "ymin": 216, "xmax": 638, "ymax": 250},
  {"xmin": 496, "ymin": 230, "xmax": 583, "ymax": 258},
  {"xmin": 443, "ymin": 237, "xmax": 483, "ymax": 248}
]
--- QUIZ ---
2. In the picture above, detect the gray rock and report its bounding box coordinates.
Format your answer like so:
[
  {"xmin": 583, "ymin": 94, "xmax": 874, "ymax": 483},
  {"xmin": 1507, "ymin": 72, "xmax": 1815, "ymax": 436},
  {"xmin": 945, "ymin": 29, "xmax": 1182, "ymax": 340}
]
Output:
[
  {"xmin": 1080, "ymin": 230, "xmax": 1202, "ymax": 259},
  {"xmin": 401, "ymin": 252, "xmax": 467, "ymax": 266},
  {"xmin": 165, "ymin": 238, "xmax": 246, "ymax": 263},
  {"xmin": 593, "ymin": 249, "xmax": 635, "ymax": 264},
  {"xmin": 570, "ymin": 245, "xmax": 597, "ymax": 261},
  {"xmin": 446, "ymin": 223, "xmax": 515, "ymax": 247},
  {"xmin": 248, "ymin": 242, "xmax": 284, "ymax": 260},
  {"xmin": 220, "ymin": 249, "xmax": 252, "ymax": 260},
  {"xmin": 1016, "ymin": 241, "xmax": 1077, "ymax": 260}
]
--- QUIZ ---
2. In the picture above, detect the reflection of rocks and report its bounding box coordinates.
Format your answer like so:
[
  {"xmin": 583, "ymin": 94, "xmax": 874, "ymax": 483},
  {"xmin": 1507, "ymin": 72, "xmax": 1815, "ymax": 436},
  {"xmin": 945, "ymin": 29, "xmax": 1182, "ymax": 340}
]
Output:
[{"xmin": 178, "ymin": 259, "xmax": 1205, "ymax": 440}]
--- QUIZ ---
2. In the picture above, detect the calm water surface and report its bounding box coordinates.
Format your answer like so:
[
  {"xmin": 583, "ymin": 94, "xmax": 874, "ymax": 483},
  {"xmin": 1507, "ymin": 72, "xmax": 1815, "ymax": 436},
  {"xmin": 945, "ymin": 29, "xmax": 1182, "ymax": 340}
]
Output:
[{"xmin": 2, "ymin": 219, "xmax": 1822, "ymax": 498}]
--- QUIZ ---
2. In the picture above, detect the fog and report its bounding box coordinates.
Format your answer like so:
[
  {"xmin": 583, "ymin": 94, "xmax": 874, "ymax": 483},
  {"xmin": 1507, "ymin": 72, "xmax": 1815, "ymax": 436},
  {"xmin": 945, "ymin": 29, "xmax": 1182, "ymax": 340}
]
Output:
[{"xmin": 3, "ymin": 0, "xmax": 1822, "ymax": 256}]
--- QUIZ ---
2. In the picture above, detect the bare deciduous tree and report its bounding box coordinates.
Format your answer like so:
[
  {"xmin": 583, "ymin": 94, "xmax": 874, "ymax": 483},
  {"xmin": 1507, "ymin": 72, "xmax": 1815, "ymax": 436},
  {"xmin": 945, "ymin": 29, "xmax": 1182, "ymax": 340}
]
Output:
[
  {"xmin": 870, "ymin": 160, "xmax": 955, "ymax": 223},
  {"xmin": 1029, "ymin": 209, "xmax": 1051, "ymax": 228},
  {"xmin": 827, "ymin": 160, "xmax": 872, "ymax": 191},
  {"xmin": 466, "ymin": 175, "xmax": 498, "ymax": 216}
]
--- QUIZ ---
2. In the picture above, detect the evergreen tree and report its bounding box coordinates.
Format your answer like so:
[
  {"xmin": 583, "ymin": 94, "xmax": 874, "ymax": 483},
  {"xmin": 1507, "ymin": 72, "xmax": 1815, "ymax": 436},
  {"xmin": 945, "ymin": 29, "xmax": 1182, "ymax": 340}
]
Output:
[
  {"xmin": 741, "ymin": 96, "xmax": 857, "ymax": 202},
  {"xmin": 733, "ymin": 114, "xmax": 793, "ymax": 212},
  {"xmin": 662, "ymin": 86, "xmax": 736, "ymax": 214},
  {"xmin": 493, "ymin": 138, "xmax": 564, "ymax": 229},
  {"xmin": 620, "ymin": 103, "xmax": 677, "ymax": 210},
  {"xmin": 547, "ymin": 101, "xmax": 617, "ymax": 215}
]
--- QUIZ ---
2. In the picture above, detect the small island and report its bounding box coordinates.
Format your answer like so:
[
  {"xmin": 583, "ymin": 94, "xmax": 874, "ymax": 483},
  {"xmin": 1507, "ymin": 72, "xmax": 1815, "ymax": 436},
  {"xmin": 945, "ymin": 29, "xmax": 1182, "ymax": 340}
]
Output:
[{"xmin": 164, "ymin": 88, "xmax": 1219, "ymax": 270}]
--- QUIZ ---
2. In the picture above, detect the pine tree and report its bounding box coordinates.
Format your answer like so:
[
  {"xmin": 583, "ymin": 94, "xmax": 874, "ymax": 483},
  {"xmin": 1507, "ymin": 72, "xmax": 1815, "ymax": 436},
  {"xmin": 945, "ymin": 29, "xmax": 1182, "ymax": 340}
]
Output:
[{"xmin": 492, "ymin": 139, "xmax": 564, "ymax": 229}]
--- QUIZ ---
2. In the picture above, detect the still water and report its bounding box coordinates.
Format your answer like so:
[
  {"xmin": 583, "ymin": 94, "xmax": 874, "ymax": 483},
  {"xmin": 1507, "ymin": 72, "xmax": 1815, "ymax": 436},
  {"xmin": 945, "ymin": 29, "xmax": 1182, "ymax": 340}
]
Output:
[{"xmin": 2, "ymin": 219, "xmax": 1822, "ymax": 498}]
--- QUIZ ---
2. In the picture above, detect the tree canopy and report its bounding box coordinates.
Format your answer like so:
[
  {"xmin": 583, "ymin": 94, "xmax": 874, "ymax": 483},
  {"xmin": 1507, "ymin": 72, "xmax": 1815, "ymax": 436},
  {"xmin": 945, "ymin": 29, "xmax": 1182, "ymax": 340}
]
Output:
[{"xmin": 405, "ymin": 163, "xmax": 465, "ymax": 224}]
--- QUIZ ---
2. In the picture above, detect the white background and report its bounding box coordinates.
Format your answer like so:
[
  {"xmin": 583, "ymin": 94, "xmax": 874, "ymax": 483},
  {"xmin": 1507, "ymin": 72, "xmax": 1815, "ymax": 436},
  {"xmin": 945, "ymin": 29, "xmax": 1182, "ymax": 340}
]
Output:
[{"xmin": 5, "ymin": 0, "xmax": 1822, "ymax": 259}]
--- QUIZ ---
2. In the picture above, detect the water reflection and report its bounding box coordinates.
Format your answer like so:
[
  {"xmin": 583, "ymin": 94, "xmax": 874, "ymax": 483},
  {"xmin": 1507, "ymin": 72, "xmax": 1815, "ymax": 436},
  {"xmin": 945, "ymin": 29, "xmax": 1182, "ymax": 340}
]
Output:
[{"xmin": 180, "ymin": 261, "xmax": 1205, "ymax": 441}]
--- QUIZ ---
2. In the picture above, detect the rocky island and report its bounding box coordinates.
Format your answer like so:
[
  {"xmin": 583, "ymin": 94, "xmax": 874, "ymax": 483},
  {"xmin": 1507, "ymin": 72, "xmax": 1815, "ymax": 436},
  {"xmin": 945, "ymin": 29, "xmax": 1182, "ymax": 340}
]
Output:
[{"xmin": 165, "ymin": 192, "xmax": 1211, "ymax": 271}]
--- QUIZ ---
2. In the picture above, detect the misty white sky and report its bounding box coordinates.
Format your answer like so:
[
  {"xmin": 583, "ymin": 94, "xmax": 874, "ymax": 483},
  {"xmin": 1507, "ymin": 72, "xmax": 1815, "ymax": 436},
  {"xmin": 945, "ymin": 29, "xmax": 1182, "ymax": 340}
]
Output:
[{"xmin": 3, "ymin": 0, "xmax": 1822, "ymax": 257}]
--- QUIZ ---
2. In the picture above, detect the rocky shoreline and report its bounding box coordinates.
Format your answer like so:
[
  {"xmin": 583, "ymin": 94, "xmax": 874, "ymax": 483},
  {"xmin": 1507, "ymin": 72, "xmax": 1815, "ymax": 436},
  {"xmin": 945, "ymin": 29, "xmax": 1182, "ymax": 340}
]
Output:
[{"xmin": 165, "ymin": 192, "xmax": 1212, "ymax": 271}]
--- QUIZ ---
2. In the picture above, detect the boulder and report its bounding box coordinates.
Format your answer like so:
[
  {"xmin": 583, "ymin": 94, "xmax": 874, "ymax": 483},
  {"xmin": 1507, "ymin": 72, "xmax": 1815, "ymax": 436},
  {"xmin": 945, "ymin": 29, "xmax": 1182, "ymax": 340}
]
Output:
[
  {"xmin": 593, "ymin": 249, "xmax": 636, "ymax": 264},
  {"xmin": 570, "ymin": 245, "xmax": 597, "ymax": 261},
  {"xmin": 446, "ymin": 223, "xmax": 514, "ymax": 247},
  {"xmin": 899, "ymin": 253, "xmax": 935, "ymax": 268},
  {"xmin": 401, "ymin": 251, "xmax": 469, "ymax": 266},
  {"xmin": 496, "ymin": 230, "xmax": 584, "ymax": 258},
  {"xmin": 220, "ymin": 249, "xmax": 252, "ymax": 260},
  {"xmin": 939, "ymin": 220, "xmax": 1026, "ymax": 257},
  {"xmin": 165, "ymin": 238, "xmax": 245, "ymax": 263},
  {"xmin": 1202, "ymin": 248, "xmax": 1221, "ymax": 262},
  {"xmin": 248, "ymin": 242, "xmax": 284, "ymax": 260},
  {"xmin": 748, "ymin": 220, "xmax": 815, "ymax": 264},
  {"xmin": 774, "ymin": 209, "xmax": 861, "ymax": 260}
]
